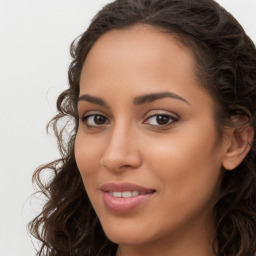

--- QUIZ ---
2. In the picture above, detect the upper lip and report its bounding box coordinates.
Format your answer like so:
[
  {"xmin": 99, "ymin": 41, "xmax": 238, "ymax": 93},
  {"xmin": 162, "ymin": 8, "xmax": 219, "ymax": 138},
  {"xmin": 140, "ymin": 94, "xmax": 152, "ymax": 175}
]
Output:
[{"xmin": 100, "ymin": 182, "xmax": 155, "ymax": 193}]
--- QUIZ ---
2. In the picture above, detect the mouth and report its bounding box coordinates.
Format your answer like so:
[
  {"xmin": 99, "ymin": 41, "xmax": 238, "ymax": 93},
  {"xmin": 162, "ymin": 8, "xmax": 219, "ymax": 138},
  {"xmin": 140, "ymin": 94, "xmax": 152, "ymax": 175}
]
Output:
[
  {"xmin": 100, "ymin": 182, "xmax": 156, "ymax": 213},
  {"xmin": 107, "ymin": 191, "xmax": 149, "ymax": 198}
]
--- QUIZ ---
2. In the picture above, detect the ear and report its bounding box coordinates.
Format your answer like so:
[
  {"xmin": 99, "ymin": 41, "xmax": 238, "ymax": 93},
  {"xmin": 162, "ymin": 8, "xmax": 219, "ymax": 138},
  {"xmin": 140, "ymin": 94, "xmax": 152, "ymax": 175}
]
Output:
[{"xmin": 222, "ymin": 125, "xmax": 254, "ymax": 170}]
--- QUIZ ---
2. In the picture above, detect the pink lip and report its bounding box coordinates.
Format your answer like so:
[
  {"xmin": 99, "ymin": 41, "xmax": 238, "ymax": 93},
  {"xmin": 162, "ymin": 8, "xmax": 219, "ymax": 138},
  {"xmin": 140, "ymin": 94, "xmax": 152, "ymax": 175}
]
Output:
[
  {"xmin": 100, "ymin": 182, "xmax": 155, "ymax": 213},
  {"xmin": 100, "ymin": 182, "xmax": 155, "ymax": 193}
]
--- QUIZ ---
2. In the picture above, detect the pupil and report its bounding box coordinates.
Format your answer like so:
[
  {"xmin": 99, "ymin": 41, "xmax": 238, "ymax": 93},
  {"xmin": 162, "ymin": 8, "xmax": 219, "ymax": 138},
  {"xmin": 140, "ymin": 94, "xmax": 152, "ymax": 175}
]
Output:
[
  {"xmin": 94, "ymin": 115, "xmax": 105, "ymax": 125},
  {"xmin": 156, "ymin": 115, "xmax": 169, "ymax": 125}
]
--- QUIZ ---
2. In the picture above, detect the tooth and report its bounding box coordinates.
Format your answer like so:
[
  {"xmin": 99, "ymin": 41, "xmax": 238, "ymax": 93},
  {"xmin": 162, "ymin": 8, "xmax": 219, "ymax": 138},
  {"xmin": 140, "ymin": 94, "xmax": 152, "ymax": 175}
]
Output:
[
  {"xmin": 110, "ymin": 191, "xmax": 143, "ymax": 198},
  {"xmin": 113, "ymin": 192, "xmax": 122, "ymax": 197},
  {"xmin": 122, "ymin": 191, "xmax": 132, "ymax": 198},
  {"xmin": 131, "ymin": 191, "xmax": 139, "ymax": 196}
]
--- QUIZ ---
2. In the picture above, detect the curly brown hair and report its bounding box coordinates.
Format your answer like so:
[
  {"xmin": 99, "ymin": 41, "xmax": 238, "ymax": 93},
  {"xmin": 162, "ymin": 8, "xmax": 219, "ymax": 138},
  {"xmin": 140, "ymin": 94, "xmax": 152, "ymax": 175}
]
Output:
[{"xmin": 29, "ymin": 0, "xmax": 256, "ymax": 255}]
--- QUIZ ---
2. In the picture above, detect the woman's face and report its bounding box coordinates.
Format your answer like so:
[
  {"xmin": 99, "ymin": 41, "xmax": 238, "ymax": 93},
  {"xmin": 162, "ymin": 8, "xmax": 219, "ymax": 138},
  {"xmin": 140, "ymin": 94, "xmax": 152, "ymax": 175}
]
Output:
[{"xmin": 75, "ymin": 26, "xmax": 229, "ymax": 247}]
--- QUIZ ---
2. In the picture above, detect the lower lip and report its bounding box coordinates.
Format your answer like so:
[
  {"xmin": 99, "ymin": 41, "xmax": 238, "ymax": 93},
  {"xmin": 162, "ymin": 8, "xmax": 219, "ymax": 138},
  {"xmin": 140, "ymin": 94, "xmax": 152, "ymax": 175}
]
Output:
[{"xmin": 102, "ymin": 192, "xmax": 154, "ymax": 213}]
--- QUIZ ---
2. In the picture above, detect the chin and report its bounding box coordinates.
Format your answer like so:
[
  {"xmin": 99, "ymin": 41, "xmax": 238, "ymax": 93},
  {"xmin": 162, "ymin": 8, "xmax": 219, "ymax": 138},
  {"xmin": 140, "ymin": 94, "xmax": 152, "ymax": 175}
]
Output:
[
  {"xmin": 106, "ymin": 232, "xmax": 147, "ymax": 245},
  {"xmin": 101, "ymin": 221, "xmax": 153, "ymax": 245}
]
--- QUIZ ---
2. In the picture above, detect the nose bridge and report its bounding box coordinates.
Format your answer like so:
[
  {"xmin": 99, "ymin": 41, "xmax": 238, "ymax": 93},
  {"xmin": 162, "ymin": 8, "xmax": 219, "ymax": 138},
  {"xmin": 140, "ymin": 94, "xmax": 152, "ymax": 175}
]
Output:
[{"xmin": 101, "ymin": 120, "xmax": 141, "ymax": 171}]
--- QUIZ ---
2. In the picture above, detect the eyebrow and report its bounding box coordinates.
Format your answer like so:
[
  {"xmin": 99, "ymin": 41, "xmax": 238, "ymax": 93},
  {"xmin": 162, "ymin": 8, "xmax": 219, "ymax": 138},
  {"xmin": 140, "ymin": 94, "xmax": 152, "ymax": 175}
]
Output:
[
  {"xmin": 134, "ymin": 91, "xmax": 190, "ymax": 105},
  {"xmin": 78, "ymin": 94, "xmax": 109, "ymax": 107},
  {"xmin": 77, "ymin": 91, "xmax": 190, "ymax": 107}
]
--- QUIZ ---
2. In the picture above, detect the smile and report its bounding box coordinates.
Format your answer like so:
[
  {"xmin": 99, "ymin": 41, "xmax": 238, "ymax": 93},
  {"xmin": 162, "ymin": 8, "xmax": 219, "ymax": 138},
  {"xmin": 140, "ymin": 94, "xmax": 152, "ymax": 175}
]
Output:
[
  {"xmin": 108, "ymin": 191, "xmax": 148, "ymax": 198},
  {"xmin": 100, "ymin": 182, "xmax": 155, "ymax": 212}
]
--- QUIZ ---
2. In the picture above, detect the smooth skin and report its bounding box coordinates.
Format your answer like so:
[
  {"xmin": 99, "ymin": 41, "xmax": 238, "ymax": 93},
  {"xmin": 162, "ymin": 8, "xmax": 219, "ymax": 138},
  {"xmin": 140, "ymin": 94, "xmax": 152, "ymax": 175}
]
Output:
[{"xmin": 75, "ymin": 25, "xmax": 253, "ymax": 256}]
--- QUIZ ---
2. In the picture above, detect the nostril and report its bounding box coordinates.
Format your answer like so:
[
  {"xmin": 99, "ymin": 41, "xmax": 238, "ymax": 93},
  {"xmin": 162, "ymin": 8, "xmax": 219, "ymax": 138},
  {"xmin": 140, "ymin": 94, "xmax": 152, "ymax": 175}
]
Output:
[{"xmin": 100, "ymin": 140, "xmax": 142, "ymax": 171}]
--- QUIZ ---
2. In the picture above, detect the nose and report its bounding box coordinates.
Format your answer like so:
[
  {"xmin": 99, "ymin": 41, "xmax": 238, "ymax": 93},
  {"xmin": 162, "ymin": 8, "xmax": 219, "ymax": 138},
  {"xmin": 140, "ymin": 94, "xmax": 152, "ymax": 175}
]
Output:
[{"xmin": 100, "ymin": 124, "xmax": 142, "ymax": 172}]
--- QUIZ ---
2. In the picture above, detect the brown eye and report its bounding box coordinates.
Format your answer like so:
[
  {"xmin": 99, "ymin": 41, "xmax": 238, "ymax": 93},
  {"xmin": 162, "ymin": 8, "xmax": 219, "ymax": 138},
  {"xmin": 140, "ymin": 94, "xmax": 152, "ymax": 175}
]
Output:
[
  {"xmin": 94, "ymin": 115, "xmax": 107, "ymax": 125},
  {"xmin": 144, "ymin": 114, "xmax": 178, "ymax": 127},
  {"xmin": 82, "ymin": 114, "xmax": 109, "ymax": 126},
  {"xmin": 156, "ymin": 115, "xmax": 170, "ymax": 125}
]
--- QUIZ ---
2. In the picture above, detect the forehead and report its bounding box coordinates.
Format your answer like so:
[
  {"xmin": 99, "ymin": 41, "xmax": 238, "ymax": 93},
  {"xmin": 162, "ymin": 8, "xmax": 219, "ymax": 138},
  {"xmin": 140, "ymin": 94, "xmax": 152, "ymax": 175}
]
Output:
[
  {"xmin": 80, "ymin": 25, "xmax": 197, "ymax": 89},
  {"xmin": 79, "ymin": 25, "xmax": 213, "ymax": 112}
]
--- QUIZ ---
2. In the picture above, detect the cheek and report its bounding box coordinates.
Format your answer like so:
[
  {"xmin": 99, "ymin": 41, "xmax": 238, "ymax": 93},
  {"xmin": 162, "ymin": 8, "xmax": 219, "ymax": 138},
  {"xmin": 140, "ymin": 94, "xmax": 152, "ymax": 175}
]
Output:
[
  {"xmin": 74, "ymin": 132, "xmax": 105, "ymax": 209},
  {"xmin": 137, "ymin": 140, "xmax": 222, "ymax": 236},
  {"xmin": 74, "ymin": 132, "xmax": 104, "ymax": 193},
  {"xmin": 143, "ymin": 123, "xmax": 223, "ymax": 208}
]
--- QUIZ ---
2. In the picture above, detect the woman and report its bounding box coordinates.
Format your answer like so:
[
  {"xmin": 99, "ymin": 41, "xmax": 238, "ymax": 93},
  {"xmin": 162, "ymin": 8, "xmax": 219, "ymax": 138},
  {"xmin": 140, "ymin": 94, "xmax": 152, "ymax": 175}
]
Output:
[{"xmin": 29, "ymin": 0, "xmax": 256, "ymax": 255}]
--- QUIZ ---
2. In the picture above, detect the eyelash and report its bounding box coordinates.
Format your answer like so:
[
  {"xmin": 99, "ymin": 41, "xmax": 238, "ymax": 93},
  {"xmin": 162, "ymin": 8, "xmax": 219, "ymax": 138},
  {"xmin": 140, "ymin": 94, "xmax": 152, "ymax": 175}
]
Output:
[
  {"xmin": 80, "ymin": 112, "xmax": 178, "ymax": 129},
  {"xmin": 81, "ymin": 114, "xmax": 110, "ymax": 127},
  {"xmin": 144, "ymin": 114, "xmax": 178, "ymax": 128}
]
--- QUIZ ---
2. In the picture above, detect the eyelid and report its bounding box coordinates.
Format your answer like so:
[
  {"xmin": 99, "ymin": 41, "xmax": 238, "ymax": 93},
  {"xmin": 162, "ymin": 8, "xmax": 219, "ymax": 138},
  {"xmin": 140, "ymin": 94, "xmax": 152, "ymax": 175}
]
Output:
[
  {"xmin": 143, "ymin": 110, "xmax": 179, "ymax": 120},
  {"xmin": 80, "ymin": 111, "xmax": 110, "ymax": 127},
  {"xmin": 143, "ymin": 110, "xmax": 179, "ymax": 128},
  {"xmin": 144, "ymin": 114, "xmax": 177, "ymax": 124},
  {"xmin": 79, "ymin": 110, "xmax": 108, "ymax": 119}
]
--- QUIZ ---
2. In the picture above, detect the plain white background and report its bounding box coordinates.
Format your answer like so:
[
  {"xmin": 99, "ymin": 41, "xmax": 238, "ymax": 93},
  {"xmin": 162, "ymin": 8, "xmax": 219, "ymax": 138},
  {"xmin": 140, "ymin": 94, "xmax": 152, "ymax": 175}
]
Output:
[{"xmin": 0, "ymin": 1, "xmax": 255, "ymax": 255}]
